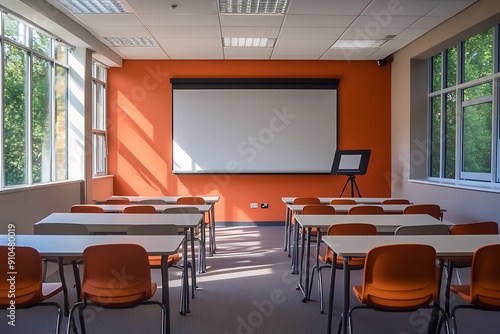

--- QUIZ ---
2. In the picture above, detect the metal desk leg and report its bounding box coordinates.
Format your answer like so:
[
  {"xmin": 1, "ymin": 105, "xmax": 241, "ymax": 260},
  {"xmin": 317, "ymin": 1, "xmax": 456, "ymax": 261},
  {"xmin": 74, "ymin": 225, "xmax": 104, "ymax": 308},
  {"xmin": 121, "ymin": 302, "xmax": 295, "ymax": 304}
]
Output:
[
  {"xmin": 284, "ymin": 206, "xmax": 290, "ymax": 251},
  {"xmin": 327, "ymin": 253, "xmax": 337, "ymax": 334},
  {"xmin": 161, "ymin": 256, "xmax": 171, "ymax": 334},
  {"xmin": 291, "ymin": 218, "xmax": 300, "ymax": 274}
]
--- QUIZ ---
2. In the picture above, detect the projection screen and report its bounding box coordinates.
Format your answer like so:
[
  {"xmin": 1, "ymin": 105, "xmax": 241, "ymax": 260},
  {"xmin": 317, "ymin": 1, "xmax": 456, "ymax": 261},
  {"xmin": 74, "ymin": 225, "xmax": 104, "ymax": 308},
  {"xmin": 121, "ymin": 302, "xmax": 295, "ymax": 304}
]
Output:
[{"xmin": 171, "ymin": 78, "xmax": 339, "ymax": 174}]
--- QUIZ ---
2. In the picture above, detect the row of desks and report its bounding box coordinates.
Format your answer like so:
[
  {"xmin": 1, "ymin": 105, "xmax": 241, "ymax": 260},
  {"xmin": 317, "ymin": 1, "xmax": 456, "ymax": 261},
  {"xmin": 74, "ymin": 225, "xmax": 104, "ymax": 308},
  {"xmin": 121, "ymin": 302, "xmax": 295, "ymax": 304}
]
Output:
[{"xmin": 1, "ymin": 234, "xmax": 183, "ymax": 334}]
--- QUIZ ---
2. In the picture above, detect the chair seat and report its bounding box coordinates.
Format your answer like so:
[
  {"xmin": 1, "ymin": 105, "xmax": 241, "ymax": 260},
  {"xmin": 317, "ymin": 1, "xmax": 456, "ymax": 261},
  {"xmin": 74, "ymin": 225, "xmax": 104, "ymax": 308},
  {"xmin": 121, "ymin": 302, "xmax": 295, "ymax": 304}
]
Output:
[
  {"xmin": 148, "ymin": 254, "xmax": 180, "ymax": 268},
  {"xmin": 318, "ymin": 254, "xmax": 366, "ymax": 269},
  {"xmin": 83, "ymin": 282, "xmax": 158, "ymax": 307},
  {"xmin": 352, "ymin": 285, "xmax": 434, "ymax": 311}
]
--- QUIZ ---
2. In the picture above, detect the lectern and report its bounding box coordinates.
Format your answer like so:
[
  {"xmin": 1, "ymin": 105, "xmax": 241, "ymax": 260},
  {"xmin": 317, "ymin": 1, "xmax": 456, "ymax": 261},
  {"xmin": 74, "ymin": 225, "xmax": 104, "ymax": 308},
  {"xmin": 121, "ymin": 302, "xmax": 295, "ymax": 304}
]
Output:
[{"xmin": 331, "ymin": 150, "xmax": 371, "ymax": 197}]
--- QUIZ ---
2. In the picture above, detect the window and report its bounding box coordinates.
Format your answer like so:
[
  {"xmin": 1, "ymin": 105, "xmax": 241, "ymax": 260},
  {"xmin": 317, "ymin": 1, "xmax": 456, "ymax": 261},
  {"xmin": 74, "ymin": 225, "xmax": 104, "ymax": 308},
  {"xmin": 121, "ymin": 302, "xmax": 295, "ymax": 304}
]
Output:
[
  {"xmin": 92, "ymin": 61, "xmax": 107, "ymax": 176},
  {"xmin": 428, "ymin": 27, "xmax": 498, "ymax": 184},
  {"xmin": 1, "ymin": 12, "xmax": 70, "ymax": 188}
]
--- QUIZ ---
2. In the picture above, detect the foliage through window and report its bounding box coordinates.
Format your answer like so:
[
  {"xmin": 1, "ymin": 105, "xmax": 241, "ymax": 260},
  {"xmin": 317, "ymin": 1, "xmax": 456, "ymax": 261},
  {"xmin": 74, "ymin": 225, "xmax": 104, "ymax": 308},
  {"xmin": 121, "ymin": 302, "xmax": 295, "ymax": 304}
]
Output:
[
  {"xmin": 1, "ymin": 12, "xmax": 69, "ymax": 188},
  {"xmin": 429, "ymin": 27, "xmax": 498, "ymax": 183}
]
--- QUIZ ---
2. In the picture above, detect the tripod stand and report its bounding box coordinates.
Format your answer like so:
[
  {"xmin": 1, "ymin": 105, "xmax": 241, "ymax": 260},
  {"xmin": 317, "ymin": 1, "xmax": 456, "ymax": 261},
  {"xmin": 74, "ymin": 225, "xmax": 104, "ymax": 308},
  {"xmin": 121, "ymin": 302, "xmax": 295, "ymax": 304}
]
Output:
[{"xmin": 339, "ymin": 174, "xmax": 362, "ymax": 197}]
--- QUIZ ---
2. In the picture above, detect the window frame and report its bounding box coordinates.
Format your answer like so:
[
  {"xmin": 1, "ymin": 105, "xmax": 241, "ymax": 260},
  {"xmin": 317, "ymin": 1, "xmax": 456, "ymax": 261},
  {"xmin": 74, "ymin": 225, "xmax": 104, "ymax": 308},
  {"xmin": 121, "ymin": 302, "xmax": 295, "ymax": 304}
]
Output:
[{"xmin": 428, "ymin": 25, "xmax": 500, "ymax": 186}]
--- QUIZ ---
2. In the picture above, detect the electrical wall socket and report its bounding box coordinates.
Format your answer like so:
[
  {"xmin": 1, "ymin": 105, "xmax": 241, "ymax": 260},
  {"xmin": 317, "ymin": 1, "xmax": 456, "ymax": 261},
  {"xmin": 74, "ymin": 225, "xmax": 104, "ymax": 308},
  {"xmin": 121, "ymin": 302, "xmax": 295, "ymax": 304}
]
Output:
[
  {"xmin": 250, "ymin": 202, "xmax": 258, "ymax": 209},
  {"xmin": 261, "ymin": 203, "xmax": 269, "ymax": 208}
]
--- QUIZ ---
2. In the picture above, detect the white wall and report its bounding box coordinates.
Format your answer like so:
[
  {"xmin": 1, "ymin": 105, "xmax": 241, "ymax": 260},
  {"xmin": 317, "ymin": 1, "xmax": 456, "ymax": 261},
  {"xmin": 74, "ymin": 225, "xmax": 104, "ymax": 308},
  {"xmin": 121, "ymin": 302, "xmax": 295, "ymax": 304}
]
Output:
[
  {"xmin": 392, "ymin": 0, "xmax": 500, "ymax": 224},
  {"xmin": 0, "ymin": 181, "xmax": 83, "ymax": 234}
]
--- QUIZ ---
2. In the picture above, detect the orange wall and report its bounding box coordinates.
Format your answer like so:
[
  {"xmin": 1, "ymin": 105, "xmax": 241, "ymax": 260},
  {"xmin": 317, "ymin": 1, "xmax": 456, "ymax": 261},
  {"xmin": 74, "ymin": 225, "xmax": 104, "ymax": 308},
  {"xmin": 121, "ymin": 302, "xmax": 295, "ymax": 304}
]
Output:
[{"xmin": 107, "ymin": 60, "xmax": 391, "ymax": 223}]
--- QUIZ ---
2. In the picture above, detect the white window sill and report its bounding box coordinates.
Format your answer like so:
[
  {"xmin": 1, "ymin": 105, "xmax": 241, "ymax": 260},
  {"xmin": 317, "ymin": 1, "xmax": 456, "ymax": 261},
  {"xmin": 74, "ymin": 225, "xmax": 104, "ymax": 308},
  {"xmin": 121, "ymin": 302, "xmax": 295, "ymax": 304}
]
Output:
[{"xmin": 410, "ymin": 178, "xmax": 500, "ymax": 194}]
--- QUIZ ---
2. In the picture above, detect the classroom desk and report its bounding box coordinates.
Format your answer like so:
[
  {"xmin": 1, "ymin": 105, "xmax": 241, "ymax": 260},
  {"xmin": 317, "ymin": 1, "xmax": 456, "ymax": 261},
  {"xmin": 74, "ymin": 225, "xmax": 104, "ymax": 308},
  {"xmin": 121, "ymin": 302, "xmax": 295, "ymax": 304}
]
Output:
[
  {"xmin": 35, "ymin": 212, "xmax": 203, "ymax": 315},
  {"xmin": 281, "ymin": 197, "xmax": 410, "ymax": 255},
  {"xmin": 82, "ymin": 203, "xmax": 211, "ymax": 272},
  {"xmin": 104, "ymin": 195, "xmax": 220, "ymax": 254},
  {"xmin": 293, "ymin": 214, "xmax": 453, "ymax": 301},
  {"xmin": 322, "ymin": 234, "xmax": 500, "ymax": 334},
  {"xmin": 0, "ymin": 234, "xmax": 183, "ymax": 334}
]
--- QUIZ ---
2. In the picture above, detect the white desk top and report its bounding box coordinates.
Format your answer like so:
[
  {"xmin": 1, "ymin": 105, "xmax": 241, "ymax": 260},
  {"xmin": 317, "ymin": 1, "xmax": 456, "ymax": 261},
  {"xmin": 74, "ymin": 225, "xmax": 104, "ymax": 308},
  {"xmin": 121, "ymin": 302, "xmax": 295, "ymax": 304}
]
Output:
[
  {"xmin": 294, "ymin": 214, "xmax": 452, "ymax": 233},
  {"xmin": 0, "ymin": 234, "xmax": 184, "ymax": 257},
  {"xmin": 88, "ymin": 204, "xmax": 211, "ymax": 213},
  {"xmin": 288, "ymin": 204, "xmax": 412, "ymax": 214},
  {"xmin": 322, "ymin": 234, "xmax": 500, "ymax": 258},
  {"xmin": 106, "ymin": 195, "xmax": 220, "ymax": 204},
  {"xmin": 35, "ymin": 212, "xmax": 203, "ymax": 234},
  {"xmin": 282, "ymin": 197, "xmax": 407, "ymax": 205}
]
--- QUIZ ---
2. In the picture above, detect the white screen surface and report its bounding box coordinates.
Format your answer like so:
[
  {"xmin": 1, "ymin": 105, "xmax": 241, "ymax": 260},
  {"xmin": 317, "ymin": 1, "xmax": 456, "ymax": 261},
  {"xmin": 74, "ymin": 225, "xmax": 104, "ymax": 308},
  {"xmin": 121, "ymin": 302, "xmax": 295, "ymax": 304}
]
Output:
[
  {"xmin": 172, "ymin": 87, "xmax": 337, "ymax": 173},
  {"xmin": 339, "ymin": 155, "xmax": 362, "ymax": 171}
]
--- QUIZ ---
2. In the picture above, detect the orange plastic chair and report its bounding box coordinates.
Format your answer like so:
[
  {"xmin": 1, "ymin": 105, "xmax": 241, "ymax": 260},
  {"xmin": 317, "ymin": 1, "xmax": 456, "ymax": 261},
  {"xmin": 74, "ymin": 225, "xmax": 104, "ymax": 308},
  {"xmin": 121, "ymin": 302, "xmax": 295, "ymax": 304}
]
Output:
[
  {"xmin": 330, "ymin": 199, "xmax": 356, "ymax": 204},
  {"xmin": 123, "ymin": 205, "xmax": 157, "ymax": 214},
  {"xmin": 449, "ymin": 244, "xmax": 500, "ymax": 333},
  {"xmin": 70, "ymin": 205, "xmax": 105, "ymax": 213},
  {"xmin": 444, "ymin": 221, "xmax": 498, "ymax": 314},
  {"xmin": 0, "ymin": 246, "xmax": 63, "ymax": 333},
  {"xmin": 347, "ymin": 205, "xmax": 384, "ymax": 215},
  {"xmin": 105, "ymin": 197, "xmax": 131, "ymax": 204},
  {"xmin": 123, "ymin": 205, "xmax": 178, "ymax": 268},
  {"xmin": 67, "ymin": 244, "xmax": 166, "ymax": 333},
  {"xmin": 301, "ymin": 204, "xmax": 335, "ymax": 237},
  {"xmin": 176, "ymin": 196, "xmax": 213, "ymax": 253},
  {"xmin": 381, "ymin": 198, "xmax": 411, "ymax": 204},
  {"xmin": 348, "ymin": 244, "xmax": 450, "ymax": 334},
  {"xmin": 314, "ymin": 223, "xmax": 377, "ymax": 313},
  {"xmin": 403, "ymin": 204, "xmax": 442, "ymax": 220}
]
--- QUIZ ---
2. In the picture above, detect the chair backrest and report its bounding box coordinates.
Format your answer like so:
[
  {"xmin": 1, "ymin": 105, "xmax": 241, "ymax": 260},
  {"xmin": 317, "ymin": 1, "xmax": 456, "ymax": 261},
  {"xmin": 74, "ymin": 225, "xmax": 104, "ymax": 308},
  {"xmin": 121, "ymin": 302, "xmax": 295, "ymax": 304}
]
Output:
[
  {"xmin": 330, "ymin": 199, "xmax": 356, "ymax": 204},
  {"xmin": 176, "ymin": 196, "xmax": 205, "ymax": 204},
  {"xmin": 394, "ymin": 224, "xmax": 450, "ymax": 235},
  {"xmin": 348, "ymin": 205, "xmax": 384, "ymax": 215},
  {"xmin": 126, "ymin": 224, "xmax": 179, "ymax": 236},
  {"xmin": 449, "ymin": 221, "xmax": 498, "ymax": 235},
  {"xmin": 0, "ymin": 246, "xmax": 44, "ymax": 307},
  {"xmin": 123, "ymin": 205, "xmax": 157, "ymax": 214},
  {"xmin": 138, "ymin": 199, "xmax": 167, "ymax": 204},
  {"xmin": 327, "ymin": 223, "xmax": 377, "ymax": 236},
  {"xmin": 34, "ymin": 223, "xmax": 89, "ymax": 235},
  {"xmin": 71, "ymin": 205, "xmax": 105, "ymax": 213},
  {"xmin": 469, "ymin": 244, "xmax": 500, "ymax": 308},
  {"xmin": 360, "ymin": 244, "xmax": 438, "ymax": 309},
  {"xmin": 163, "ymin": 207, "xmax": 201, "ymax": 214},
  {"xmin": 293, "ymin": 197, "xmax": 320, "ymax": 205},
  {"xmin": 381, "ymin": 199, "xmax": 411, "ymax": 204},
  {"xmin": 82, "ymin": 243, "xmax": 154, "ymax": 306},
  {"xmin": 403, "ymin": 204, "xmax": 441, "ymax": 220},
  {"xmin": 302, "ymin": 205, "xmax": 336, "ymax": 215},
  {"xmin": 323, "ymin": 223, "xmax": 377, "ymax": 263},
  {"xmin": 105, "ymin": 198, "xmax": 131, "ymax": 204}
]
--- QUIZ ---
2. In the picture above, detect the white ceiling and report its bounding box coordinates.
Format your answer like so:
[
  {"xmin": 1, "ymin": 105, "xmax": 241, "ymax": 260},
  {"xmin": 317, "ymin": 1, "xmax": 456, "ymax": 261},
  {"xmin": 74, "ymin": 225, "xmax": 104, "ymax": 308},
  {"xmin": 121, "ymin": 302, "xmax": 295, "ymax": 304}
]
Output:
[{"xmin": 46, "ymin": 0, "xmax": 477, "ymax": 61}]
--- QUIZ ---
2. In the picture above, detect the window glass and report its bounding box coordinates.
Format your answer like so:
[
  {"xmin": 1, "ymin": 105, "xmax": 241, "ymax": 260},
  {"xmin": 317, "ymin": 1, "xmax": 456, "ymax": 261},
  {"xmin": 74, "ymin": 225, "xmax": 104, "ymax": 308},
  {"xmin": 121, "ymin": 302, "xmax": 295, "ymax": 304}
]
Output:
[
  {"xmin": 431, "ymin": 53, "xmax": 442, "ymax": 92},
  {"xmin": 32, "ymin": 56, "xmax": 51, "ymax": 183},
  {"xmin": 446, "ymin": 46, "xmax": 457, "ymax": 88},
  {"xmin": 463, "ymin": 28, "xmax": 493, "ymax": 82},
  {"xmin": 3, "ymin": 15, "xmax": 27, "ymax": 45},
  {"xmin": 32, "ymin": 30, "xmax": 51, "ymax": 56},
  {"xmin": 430, "ymin": 96, "xmax": 441, "ymax": 177},
  {"xmin": 3, "ymin": 43, "xmax": 27, "ymax": 186},
  {"xmin": 55, "ymin": 64, "xmax": 68, "ymax": 181},
  {"xmin": 462, "ymin": 102, "xmax": 492, "ymax": 174},
  {"xmin": 445, "ymin": 92, "xmax": 456, "ymax": 178}
]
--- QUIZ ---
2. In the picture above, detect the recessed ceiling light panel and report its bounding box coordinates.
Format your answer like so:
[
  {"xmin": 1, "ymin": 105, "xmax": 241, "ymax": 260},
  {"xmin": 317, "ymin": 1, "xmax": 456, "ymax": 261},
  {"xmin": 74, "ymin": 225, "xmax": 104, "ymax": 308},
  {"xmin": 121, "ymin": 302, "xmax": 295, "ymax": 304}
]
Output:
[
  {"xmin": 223, "ymin": 37, "xmax": 276, "ymax": 47},
  {"xmin": 54, "ymin": 0, "xmax": 131, "ymax": 14},
  {"xmin": 218, "ymin": 0, "xmax": 288, "ymax": 14},
  {"xmin": 331, "ymin": 39, "xmax": 387, "ymax": 48},
  {"xmin": 104, "ymin": 37, "xmax": 158, "ymax": 47}
]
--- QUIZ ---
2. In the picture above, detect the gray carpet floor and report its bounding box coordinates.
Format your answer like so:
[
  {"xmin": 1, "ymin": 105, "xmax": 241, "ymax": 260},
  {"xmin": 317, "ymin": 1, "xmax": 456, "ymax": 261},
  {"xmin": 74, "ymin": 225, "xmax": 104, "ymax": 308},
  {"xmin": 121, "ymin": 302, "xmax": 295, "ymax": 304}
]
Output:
[{"xmin": 2, "ymin": 225, "xmax": 500, "ymax": 333}]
